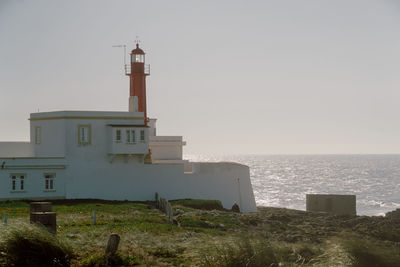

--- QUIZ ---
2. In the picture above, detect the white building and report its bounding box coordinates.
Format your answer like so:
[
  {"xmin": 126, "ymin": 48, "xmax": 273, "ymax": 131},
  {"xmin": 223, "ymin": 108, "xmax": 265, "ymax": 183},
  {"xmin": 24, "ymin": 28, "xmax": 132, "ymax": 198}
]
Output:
[{"xmin": 0, "ymin": 44, "xmax": 257, "ymax": 212}]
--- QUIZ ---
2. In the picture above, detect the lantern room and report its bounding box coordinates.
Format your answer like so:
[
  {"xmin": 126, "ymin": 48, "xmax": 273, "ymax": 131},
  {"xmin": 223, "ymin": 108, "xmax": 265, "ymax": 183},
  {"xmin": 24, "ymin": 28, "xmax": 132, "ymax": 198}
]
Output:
[{"xmin": 131, "ymin": 44, "xmax": 145, "ymax": 63}]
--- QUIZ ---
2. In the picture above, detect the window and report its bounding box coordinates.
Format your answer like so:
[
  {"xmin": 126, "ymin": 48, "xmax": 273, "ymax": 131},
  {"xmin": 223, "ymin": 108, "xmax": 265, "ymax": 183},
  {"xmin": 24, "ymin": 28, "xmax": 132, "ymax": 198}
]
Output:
[
  {"xmin": 35, "ymin": 126, "xmax": 41, "ymax": 144},
  {"xmin": 126, "ymin": 129, "xmax": 136, "ymax": 143},
  {"xmin": 78, "ymin": 125, "xmax": 91, "ymax": 145},
  {"xmin": 115, "ymin": 129, "xmax": 121, "ymax": 142},
  {"xmin": 12, "ymin": 176, "xmax": 16, "ymax": 191},
  {"xmin": 44, "ymin": 174, "xmax": 55, "ymax": 190},
  {"xmin": 140, "ymin": 130, "xmax": 145, "ymax": 142},
  {"xmin": 11, "ymin": 174, "xmax": 25, "ymax": 192},
  {"xmin": 132, "ymin": 54, "xmax": 144, "ymax": 63}
]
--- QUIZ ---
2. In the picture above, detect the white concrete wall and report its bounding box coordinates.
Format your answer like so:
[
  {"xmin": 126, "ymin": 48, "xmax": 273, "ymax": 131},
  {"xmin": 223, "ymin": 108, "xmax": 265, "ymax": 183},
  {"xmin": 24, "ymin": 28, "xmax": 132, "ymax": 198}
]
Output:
[
  {"xmin": 150, "ymin": 136, "xmax": 184, "ymax": 160},
  {"xmin": 0, "ymin": 142, "xmax": 33, "ymax": 157},
  {"xmin": 64, "ymin": 119, "xmax": 144, "ymax": 160},
  {"xmin": 64, "ymin": 159, "xmax": 256, "ymax": 212},
  {"xmin": 0, "ymin": 158, "xmax": 66, "ymax": 200},
  {"xmin": 30, "ymin": 110, "xmax": 146, "ymax": 157},
  {"xmin": 31, "ymin": 120, "xmax": 66, "ymax": 157},
  {"xmin": 148, "ymin": 119, "xmax": 157, "ymax": 136}
]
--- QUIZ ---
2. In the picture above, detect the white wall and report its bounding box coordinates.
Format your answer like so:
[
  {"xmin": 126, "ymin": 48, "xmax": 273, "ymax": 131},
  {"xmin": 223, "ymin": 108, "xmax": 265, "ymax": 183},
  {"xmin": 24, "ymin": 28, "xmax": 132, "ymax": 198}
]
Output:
[
  {"xmin": 0, "ymin": 158, "xmax": 66, "ymax": 200},
  {"xmin": 31, "ymin": 120, "xmax": 66, "ymax": 157},
  {"xmin": 150, "ymin": 136, "xmax": 184, "ymax": 160},
  {"xmin": 108, "ymin": 126, "xmax": 149, "ymax": 155},
  {"xmin": 64, "ymin": 158, "xmax": 256, "ymax": 212},
  {"xmin": 0, "ymin": 142, "xmax": 33, "ymax": 157}
]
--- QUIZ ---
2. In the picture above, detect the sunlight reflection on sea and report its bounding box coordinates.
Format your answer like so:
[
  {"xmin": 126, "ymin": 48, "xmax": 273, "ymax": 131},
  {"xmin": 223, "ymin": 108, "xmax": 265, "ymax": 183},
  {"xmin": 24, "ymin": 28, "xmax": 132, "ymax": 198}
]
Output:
[{"xmin": 184, "ymin": 154, "xmax": 400, "ymax": 216}]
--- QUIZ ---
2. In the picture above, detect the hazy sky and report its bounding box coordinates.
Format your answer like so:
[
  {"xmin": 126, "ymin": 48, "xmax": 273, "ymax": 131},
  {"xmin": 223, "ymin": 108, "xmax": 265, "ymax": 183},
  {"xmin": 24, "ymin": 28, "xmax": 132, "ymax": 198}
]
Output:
[{"xmin": 1, "ymin": 0, "xmax": 400, "ymax": 155}]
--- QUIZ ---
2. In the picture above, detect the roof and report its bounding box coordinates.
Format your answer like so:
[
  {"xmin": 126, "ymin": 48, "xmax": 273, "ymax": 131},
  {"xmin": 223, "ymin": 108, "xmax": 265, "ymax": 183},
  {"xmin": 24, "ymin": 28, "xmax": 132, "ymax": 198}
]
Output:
[
  {"xmin": 29, "ymin": 110, "xmax": 145, "ymax": 121},
  {"xmin": 131, "ymin": 43, "xmax": 145, "ymax": 54},
  {"xmin": 108, "ymin": 124, "xmax": 149, "ymax": 128}
]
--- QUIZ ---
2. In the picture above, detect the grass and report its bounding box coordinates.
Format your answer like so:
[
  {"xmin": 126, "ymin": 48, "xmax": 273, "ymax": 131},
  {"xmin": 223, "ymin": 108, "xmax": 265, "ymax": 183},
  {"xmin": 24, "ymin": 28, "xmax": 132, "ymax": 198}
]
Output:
[
  {"xmin": 171, "ymin": 199, "xmax": 225, "ymax": 211},
  {"xmin": 201, "ymin": 238, "xmax": 322, "ymax": 267},
  {"xmin": 1, "ymin": 200, "xmax": 400, "ymax": 266},
  {"xmin": 341, "ymin": 236, "xmax": 400, "ymax": 267},
  {"xmin": 79, "ymin": 253, "xmax": 142, "ymax": 267},
  {"xmin": 0, "ymin": 222, "xmax": 73, "ymax": 267}
]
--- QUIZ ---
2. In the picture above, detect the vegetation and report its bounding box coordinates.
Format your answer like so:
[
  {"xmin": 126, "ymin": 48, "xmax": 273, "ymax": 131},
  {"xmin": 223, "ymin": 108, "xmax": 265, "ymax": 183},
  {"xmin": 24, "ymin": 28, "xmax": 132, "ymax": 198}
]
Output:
[
  {"xmin": 170, "ymin": 199, "xmax": 225, "ymax": 211},
  {"xmin": 0, "ymin": 222, "xmax": 73, "ymax": 267},
  {"xmin": 0, "ymin": 200, "xmax": 399, "ymax": 266},
  {"xmin": 201, "ymin": 238, "xmax": 322, "ymax": 267},
  {"xmin": 341, "ymin": 236, "xmax": 400, "ymax": 267}
]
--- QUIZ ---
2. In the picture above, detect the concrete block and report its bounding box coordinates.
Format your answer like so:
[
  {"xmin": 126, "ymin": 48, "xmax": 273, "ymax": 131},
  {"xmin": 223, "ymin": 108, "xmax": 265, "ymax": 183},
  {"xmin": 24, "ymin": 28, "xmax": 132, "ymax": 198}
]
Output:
[
  {"xmin": 30, "ymin": 202, "xmax": 52, "ymax": 213},
  {"xmin": 30, "ymin": 212, "xmax": 57, "ymax": 234},
  {"xmin": 306, "ymin": 194, "xmax": 356, "ymax": 215}
]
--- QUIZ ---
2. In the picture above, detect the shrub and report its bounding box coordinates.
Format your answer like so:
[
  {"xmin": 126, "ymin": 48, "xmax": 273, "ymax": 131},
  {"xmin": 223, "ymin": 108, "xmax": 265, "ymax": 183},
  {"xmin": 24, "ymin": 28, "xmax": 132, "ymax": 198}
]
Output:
[
  {"xmin": 172, "ymin": 199, "xmax": 225, "ymax": 211},
  {"xmin": 0, "ymin": 223, "xmax": 73, "ymax": 267},
  {"xmin": 341, "ymin": 237, "xmax": 400, "ymax": 267},
  {"xmin": 80, "ymin": 254, "xmax": 140, "ymax": 267}
]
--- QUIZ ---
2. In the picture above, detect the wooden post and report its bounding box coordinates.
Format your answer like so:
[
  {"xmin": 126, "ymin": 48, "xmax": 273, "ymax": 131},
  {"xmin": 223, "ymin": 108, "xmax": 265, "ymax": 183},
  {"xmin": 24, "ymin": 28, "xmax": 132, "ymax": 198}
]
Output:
[
  {"xmin": 160, "ymin": 198, "xmax": 164, "ymax": 211},
  {"xmin": 155, "ymin": 192, "xmax": 159, "ymax": 208},
  {"xmin": 93, "ymin": 210, "xmax": 96, "ymax": 225},
  {"xmin": 163, "ymin": 199, "xmax": 167, "ymax": 213},
  {"xmin": 168, "ymin": 203, "xmax": 173, "ymax": 223},
  {"xmin": 3, "ymin": 212, "xmax": 6, "ymax": 226},
  {"xmin": 105, "ymin": 233, "xmax": 120, "ymax": 255}
]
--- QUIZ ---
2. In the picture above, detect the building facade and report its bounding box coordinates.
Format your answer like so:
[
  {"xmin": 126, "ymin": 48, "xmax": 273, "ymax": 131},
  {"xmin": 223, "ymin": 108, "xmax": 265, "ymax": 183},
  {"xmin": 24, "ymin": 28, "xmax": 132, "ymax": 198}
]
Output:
[{"xmin": 0, "ymin": 45, "xmax": 257, "ymax": 212}]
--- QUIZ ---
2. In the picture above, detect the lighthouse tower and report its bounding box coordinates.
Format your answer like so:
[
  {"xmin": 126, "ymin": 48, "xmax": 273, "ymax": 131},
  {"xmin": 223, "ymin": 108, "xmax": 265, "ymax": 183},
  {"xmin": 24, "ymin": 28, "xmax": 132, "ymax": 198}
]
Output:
[{"xmin": 127, "ymin": 43, "xmax": 150, "ymax": 124}]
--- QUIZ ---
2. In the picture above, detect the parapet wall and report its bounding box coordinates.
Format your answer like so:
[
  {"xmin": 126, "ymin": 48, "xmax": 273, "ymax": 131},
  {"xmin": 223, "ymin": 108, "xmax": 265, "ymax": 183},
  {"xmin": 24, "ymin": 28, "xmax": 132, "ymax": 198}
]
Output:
[
  {"xmin": 0, "ymin": 142, "xmax": 33, "ymax": 157},
  {"xmin": 306, "ymin": 194, "xmax": 356, "ymax": 215}
]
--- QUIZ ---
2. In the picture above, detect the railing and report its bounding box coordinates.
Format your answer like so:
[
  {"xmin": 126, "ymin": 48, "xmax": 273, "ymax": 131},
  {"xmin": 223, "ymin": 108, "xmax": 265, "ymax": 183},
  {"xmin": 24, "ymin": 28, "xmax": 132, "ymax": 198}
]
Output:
[{"xmin": 124, "ymin": 64, "xmax": 150, "ymax": 75}]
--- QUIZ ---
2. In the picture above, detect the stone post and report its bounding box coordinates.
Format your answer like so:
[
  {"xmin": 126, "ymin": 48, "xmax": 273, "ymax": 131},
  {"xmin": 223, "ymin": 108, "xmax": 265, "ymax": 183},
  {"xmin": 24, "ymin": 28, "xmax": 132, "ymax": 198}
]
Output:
[
  {"xmin": 30, "ymin": 202, "xmax": 56, "ymax": 234},
  {"xmin": 93, "ymin": 210, "xmax": 96, "ymax": 225},
  {"xmin": 105, "ymin": 233, "xmax": 121, "ymax": 255}
]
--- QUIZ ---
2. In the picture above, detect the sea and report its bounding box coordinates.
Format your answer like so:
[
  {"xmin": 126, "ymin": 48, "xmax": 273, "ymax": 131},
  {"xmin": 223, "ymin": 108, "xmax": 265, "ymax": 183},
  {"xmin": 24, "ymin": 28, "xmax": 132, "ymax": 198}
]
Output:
[{"xmin": 185, "ymin": 154, "xmax": 400, "ymax": 216}]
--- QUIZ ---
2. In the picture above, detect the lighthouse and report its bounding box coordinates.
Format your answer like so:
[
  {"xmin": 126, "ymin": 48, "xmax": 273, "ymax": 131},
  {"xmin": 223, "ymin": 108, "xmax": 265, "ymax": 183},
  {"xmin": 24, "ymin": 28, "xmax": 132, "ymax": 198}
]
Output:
[{"xmin": 126, "ymin": 43, "xmax": 150, "ymax": 124}]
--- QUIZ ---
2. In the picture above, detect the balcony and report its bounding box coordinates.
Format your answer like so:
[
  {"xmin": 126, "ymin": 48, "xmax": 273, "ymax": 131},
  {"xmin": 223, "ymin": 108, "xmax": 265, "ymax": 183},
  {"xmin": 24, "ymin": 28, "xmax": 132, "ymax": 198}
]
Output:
[
  {"xmin": 108, "ymin": 126, "xmax": 149, "ymax": 155},
  {"xmin": 125, "ymin": 64, "xmax": 150, "ymax": 75}
]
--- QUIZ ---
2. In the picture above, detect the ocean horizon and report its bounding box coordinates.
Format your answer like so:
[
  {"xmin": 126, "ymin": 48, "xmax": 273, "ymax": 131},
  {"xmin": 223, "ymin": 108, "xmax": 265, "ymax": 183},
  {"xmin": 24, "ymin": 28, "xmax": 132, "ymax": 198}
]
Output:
[{"xmin": 185, "ymin": 154, "xmax": 400, "ymax": 216}]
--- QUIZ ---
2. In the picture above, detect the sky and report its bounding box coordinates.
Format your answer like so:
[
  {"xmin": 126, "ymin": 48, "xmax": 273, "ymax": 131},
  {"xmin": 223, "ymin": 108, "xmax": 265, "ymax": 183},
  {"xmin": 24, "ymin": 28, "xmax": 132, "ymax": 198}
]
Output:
[{"xmin": 0, "ymin": 0, "xmax": 400, "ymax": 155}]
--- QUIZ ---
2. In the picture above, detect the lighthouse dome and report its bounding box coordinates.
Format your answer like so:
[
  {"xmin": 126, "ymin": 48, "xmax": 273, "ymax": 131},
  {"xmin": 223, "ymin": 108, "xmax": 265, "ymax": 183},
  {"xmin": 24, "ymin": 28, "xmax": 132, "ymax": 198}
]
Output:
[{"xmin": 131, "ymin": 43, "xmax": 145, "ymax": 54}]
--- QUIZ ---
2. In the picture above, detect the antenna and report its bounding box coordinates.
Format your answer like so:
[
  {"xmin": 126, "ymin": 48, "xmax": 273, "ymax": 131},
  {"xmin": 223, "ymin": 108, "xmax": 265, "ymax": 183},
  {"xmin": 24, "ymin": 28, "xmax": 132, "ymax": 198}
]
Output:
[
  {"xmin": 112, "ymin": 44, "xmax": 127, "ymax": 66},
  {"xmin": 135, "ymin": 36, "xmax": 140, "ymax": 45}
]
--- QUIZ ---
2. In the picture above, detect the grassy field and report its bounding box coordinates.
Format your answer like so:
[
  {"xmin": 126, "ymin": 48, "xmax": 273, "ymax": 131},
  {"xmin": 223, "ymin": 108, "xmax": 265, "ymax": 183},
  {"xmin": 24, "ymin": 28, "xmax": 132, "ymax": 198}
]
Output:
[{"xmin": 0, "ymin": 199, "xmax": 399, "ymax": 266}]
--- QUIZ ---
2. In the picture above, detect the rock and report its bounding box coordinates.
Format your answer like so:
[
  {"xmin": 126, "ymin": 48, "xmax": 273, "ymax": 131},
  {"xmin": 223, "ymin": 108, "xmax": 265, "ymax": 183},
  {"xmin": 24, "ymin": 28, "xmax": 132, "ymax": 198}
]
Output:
[{"xmin": 386, "ymin": 209, "xmax": 400, "ymax": 220}]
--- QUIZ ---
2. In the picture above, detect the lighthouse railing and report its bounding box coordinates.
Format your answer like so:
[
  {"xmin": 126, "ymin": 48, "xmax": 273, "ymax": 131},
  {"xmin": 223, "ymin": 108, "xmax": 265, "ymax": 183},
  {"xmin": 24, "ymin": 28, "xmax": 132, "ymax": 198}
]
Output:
[{"xmin": 124, "ymin": 64, "xmax": 150, "ymax": 75}]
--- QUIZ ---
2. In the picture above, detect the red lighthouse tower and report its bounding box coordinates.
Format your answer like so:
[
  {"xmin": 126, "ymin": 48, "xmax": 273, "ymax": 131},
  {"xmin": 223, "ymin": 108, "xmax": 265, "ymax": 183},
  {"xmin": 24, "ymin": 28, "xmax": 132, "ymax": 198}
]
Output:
[{"xmin": 126, "ymin": 43, "xmax": 150, "ymax": 124}]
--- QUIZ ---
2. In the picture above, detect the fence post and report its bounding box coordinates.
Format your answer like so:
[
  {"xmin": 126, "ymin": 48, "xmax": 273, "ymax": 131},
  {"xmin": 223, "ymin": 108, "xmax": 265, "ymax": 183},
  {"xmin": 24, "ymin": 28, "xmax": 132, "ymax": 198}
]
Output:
[
  {"xmin": 93, "ymin": 210, "xmax": 96, "ymax": 225},
  {"xmin": 3, "ymin": 212, "xmax": 7, "ymax": 226},
  {"xmin": 105, "ymin": 233, "xmax": 120, "ymax": 255},
  {"xmin": 169, "ymin": 203, "xmax": 174, "ymax": 223},
  {"xmin": 155, "ymin": 192, "xmax": 159, "ymax": 208}
]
